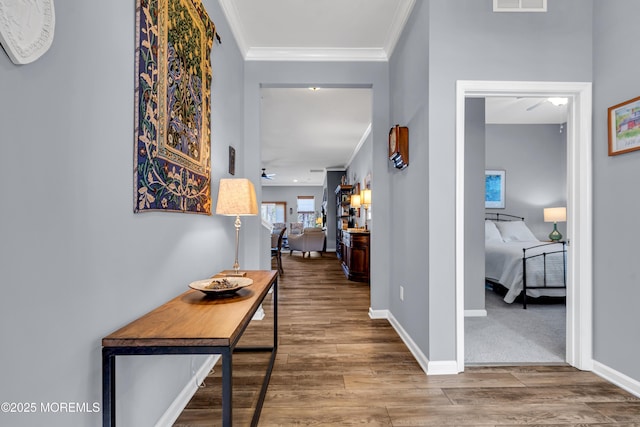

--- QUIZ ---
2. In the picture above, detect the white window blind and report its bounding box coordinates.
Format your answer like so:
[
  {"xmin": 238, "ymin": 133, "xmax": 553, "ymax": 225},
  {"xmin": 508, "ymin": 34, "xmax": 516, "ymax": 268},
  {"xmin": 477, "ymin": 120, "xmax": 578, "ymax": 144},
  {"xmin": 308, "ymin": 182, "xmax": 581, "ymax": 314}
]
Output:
[{"xmin": 296, "ymin": 196, "xmax": 315, "ymax": 213}]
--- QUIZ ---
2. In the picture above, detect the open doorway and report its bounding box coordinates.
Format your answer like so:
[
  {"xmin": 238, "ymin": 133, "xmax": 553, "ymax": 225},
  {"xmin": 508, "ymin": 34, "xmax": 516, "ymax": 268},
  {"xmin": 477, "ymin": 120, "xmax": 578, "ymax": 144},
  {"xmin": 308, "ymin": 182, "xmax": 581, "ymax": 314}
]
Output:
[
  {"xmin": 465, "ymin": 97, "xmax": 568, "ymax": 364},
  {"xmin": 259, "ymin": 86, "xmax": 373, "ymax": 259},
  {"xmin": 455, "ymin": 81, "xmax": 593, "ymax": 373}
]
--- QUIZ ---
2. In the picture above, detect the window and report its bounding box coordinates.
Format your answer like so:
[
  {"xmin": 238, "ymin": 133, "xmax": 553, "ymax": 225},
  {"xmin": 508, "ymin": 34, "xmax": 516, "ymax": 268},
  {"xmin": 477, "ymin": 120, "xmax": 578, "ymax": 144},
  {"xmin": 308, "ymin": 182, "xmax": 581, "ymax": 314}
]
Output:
[
  {"xmin": 493, "ymin": 0, "xmax": 546, "ymax": 12},
  {"xmin": 261, "ymin": 202, "xmax": 286, "ymax": 224},
  {"xmin": 296, "ymin": 196, "xmax": 316, "ymax": 228}
]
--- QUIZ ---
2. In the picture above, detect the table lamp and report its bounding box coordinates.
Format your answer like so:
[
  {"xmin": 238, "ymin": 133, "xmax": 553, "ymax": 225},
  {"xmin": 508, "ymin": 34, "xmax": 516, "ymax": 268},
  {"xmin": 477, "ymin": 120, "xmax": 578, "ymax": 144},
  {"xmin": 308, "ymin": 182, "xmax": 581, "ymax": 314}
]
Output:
[
  {"xmin": 543, "ymin": 207, "xmax": 566, "ymax": 242},
  {"xmin": 215, "ymin": 178, "xmax": 258, "ymax": 276},
  {"xmin": 360, "ymin": 189, "xmax": 371, "ymax": 230},
  {"xmin": 350, "ymin": 194, "xmax": 361, "ymax": 209}
]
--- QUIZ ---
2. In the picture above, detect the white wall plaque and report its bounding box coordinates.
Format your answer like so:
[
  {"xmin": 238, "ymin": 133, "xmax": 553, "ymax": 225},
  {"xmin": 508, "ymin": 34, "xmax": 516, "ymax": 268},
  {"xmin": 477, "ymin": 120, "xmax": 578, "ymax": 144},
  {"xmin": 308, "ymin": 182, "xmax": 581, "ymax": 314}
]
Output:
[{"xmin": 0, "ymin": 0, "xmax": 55, "ymax": 64}]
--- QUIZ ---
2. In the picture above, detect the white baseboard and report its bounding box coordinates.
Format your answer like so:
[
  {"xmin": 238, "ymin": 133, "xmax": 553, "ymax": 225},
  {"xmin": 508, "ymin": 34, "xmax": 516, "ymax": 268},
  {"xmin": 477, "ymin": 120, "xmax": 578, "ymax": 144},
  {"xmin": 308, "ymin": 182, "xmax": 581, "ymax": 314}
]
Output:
[
  {"xmin": 369, "ymin": 307, "xmax": 458, "ymax": 376},
  {"xmin": 592, "ymin": 360, "xmax": 640, "ymax": 398},
  {"xmin": 385, "ymin": 311, "xmax": 430, "ymax": 375},
  {"xmin": 427, "ymin": 360, "xmax": 459, "ymax": 375},
  {"xmin": 464, "ymin": 309, "xmax": 487, "ymax": 317},
  {"xmin": 368, "ymin": 307, "xmax": 389, "ymax": 319},
  {"xmin": 155, "ymin": 355, "xmax": 220, "ymax": 427}
]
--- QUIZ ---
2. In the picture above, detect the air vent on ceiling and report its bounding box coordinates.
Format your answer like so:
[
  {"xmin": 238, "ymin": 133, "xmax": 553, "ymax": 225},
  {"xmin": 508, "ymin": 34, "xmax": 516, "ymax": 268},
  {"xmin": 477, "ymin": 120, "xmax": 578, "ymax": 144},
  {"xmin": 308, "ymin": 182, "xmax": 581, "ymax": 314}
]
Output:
[
  {"xmin": 309, "ymin": 169, "xmax": 324, "ymax": 173},
  {"xmin": 493, "ymin": 0, "xmax": 546, "ymax": 12}
]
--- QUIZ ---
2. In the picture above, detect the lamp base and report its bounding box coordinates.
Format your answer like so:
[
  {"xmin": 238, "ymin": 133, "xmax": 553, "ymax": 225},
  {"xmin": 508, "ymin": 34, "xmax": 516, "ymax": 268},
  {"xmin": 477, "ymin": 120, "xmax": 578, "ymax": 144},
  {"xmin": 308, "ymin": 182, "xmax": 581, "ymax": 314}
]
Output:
[
  {"xmin": 225, "ymin": 271, "xmax": 247, "ymax": 277},
  {"xmin": 549, "ymin": 223, "xmax": 563, "ymax": 242}
]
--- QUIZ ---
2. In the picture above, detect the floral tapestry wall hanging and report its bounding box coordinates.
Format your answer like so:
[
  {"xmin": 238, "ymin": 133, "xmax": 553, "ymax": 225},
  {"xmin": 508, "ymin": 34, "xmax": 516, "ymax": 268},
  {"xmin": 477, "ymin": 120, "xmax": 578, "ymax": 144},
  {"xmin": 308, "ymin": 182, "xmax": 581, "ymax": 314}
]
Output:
[{"xmin": 134, "ymin": 0, "xmax": 216, "ymax": 214}]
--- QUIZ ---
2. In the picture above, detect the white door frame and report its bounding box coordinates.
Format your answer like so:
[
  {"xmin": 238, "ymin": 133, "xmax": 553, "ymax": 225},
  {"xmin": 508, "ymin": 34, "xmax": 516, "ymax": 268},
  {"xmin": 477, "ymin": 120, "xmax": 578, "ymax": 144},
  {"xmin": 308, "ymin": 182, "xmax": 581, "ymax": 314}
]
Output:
[{"xmin": 455, "ymin": 80, "xmax": 593, "ymax": 372}]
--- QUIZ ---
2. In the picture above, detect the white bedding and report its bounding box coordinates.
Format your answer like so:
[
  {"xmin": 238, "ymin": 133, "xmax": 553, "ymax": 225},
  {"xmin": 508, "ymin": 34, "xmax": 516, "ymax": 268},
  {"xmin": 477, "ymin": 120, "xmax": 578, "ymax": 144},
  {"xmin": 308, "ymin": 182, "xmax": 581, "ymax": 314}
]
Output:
[{"xmin": 485, "ymin": 240, "xmax": 566, "ymax": 303}]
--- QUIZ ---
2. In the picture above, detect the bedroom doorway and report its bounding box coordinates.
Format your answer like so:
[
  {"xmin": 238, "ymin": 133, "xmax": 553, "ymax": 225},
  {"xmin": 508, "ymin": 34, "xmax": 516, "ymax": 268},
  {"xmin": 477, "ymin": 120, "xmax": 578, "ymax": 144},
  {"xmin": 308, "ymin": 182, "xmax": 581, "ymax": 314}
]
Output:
[{"xmin": 454, "ymin": 81, "xmax": 593, "ymax": 373}]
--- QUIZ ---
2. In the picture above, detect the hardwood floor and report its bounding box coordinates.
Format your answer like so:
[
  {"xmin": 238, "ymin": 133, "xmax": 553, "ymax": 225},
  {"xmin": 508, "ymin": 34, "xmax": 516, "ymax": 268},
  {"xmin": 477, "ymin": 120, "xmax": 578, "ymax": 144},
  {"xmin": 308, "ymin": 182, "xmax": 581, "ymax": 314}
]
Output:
[{"xmin": 174, "ymin": 252, "xmax": 640, "ymax": 426}]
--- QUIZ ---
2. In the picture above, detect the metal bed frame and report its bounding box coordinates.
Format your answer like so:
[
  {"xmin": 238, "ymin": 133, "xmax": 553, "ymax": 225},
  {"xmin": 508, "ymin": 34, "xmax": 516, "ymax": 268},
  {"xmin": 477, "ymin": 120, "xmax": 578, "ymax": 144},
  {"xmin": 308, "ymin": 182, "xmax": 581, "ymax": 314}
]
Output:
[{"xmin": 486, "ymin": 213, "xmax": 567, "ymax": 309}]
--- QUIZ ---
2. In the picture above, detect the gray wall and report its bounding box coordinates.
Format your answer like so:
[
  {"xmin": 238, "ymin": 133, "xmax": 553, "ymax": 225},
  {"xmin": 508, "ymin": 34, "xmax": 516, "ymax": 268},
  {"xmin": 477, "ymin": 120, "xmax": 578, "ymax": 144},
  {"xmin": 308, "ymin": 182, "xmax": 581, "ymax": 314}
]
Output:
[
  {"xmin": 486, "ymin": 124, "xmax": 567, "ymax": 239},
  {"xmin": 388, "ymin": 0, "xmax": 431, "ymax": 353},
  {"xmin": 464, "ymin": 99, "xmax": 486, "ymax": 312},
  {"xmin": 0, "ymin": 1, "xmax": 243, "ymax": 425},
  {"xmin": 592, "ymin": 0, "xmax": 640, "ymax": 382},
  {"xmin": 390, "ymin": 0, "xmax": 593, "ymax": 362}
]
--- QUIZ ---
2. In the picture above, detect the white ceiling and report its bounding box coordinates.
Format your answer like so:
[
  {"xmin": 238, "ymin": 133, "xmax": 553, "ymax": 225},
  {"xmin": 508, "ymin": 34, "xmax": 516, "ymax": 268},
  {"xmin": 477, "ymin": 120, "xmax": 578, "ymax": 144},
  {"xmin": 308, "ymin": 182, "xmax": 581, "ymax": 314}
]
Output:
[
  {"xmin": 219, "ymin": 0, "xmax": 415, "ymax": 62},
  {"xmin": 260, "ymin": 87, "xmax": 372, "ymax": 186},
  {"xmin": 217, "ymin": 1, "xmax": 568, "ymax": 187}
]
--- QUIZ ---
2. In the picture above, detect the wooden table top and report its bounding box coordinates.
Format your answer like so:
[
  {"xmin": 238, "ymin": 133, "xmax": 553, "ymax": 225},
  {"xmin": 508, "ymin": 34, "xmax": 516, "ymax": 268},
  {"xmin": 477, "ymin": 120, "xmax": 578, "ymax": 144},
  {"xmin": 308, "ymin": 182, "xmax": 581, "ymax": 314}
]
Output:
[{"xmin": 102, "ymin": 270, "xmax": 277, "ymax": 348}]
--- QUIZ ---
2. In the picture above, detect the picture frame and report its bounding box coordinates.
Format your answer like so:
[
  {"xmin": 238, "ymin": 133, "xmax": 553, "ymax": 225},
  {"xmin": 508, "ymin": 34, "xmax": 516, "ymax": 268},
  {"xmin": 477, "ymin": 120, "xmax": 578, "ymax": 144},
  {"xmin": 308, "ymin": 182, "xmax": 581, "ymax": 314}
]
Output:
[
  {"xmin": 608, "ymin": 95, "xmax": 640, "ymax": 156},
  {"xmin": 228, "ymin": 146, "xmax": 236, "ymax": 175},
  {"xmin": 485, "ymin": 170, "xmax": 505, "ymax": 209}
]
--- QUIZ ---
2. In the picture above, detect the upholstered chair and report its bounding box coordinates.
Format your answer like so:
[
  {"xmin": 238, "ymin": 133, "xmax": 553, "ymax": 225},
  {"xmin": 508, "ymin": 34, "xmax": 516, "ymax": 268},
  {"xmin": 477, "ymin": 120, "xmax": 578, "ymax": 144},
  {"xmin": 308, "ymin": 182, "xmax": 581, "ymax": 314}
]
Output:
[
  {"xmin": 288, "ymin": 227, "xmax": 326, "ymax": 258},
  {"xmin": 289, "ymin": 222, "xmax": 304, "ymax": 236}
]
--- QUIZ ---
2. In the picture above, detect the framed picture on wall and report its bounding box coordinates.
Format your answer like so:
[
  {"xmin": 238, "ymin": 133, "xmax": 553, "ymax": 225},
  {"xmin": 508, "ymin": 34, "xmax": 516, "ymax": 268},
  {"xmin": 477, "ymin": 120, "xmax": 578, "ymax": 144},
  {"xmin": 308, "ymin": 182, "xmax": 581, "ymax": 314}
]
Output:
[
  {"xmin": 608, "ymin": 95, "xmax": 640, "ymax": 156},
  {"xmin": 228, "ymin": 146, "xmax": 236, "ymax": 175},
  {"xmin": 485, "ymin": 170, "xmax": 505, "ymax": 209}
]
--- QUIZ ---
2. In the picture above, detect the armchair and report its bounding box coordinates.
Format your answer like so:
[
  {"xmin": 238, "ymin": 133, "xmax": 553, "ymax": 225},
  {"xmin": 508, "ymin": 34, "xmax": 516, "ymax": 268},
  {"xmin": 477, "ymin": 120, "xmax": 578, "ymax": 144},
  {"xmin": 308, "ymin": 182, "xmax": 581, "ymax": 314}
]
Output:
[
  {"xmin": 288, "ymin": 227, "xmax": 326, "ymax": 258},
  {"xmin": 289, "ymin": 222, "xmax": 304, "ymax": 236}
]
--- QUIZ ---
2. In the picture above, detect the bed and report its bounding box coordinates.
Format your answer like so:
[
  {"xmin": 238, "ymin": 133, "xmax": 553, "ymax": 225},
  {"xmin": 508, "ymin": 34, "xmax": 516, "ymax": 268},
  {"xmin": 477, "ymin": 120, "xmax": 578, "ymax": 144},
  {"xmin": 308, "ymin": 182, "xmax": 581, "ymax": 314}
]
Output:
[{"xmin": 485, "ymin": 213, "xmax": 566, "ymax": 308}]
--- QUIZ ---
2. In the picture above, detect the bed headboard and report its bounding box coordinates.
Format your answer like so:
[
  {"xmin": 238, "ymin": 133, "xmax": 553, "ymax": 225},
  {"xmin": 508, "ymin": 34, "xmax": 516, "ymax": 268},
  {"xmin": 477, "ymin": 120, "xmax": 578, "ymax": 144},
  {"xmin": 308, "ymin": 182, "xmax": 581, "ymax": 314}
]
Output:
[{"xmin": 485, "ymin": 213, "xmax": 524, "ymax": 222}]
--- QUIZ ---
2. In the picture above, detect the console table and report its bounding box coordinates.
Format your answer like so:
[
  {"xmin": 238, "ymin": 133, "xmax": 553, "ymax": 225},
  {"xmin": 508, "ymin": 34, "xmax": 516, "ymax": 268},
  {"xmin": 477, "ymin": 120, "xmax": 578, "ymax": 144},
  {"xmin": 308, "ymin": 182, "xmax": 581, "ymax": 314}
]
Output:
[
  {"xmin": 102, "ymin": 270, "xmax": 278, "ymax": 427},
  {"xmin": 341, "ymin": 229, "xmax": 370, "ymax": 282}
]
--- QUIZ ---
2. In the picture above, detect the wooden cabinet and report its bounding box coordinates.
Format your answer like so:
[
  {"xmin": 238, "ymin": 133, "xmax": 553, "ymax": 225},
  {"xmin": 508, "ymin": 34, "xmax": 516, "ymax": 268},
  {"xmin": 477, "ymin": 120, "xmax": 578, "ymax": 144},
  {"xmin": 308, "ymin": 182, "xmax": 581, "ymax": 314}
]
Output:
[
  {"xmin": 341, "ymin": 230, "xmax": 370, "ymax": 283},
  {"xmin": 334, "ymin": 184, "xmax": 352, "ymax": 260}
]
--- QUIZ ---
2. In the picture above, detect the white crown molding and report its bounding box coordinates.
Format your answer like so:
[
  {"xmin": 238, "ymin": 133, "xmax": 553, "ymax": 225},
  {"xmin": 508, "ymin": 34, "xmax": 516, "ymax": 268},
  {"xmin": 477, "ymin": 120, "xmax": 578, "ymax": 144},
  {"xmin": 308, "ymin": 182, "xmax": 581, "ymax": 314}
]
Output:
[
  {"xmin": 384, "ymin": 0, "xmax": 415, "ymax": 59},
  {"xmin": 219, "ymin": 0, "xmax": 414, "ymax": 62},
  {"xmin": 245, "ymin": 46, "xmax": 388, "ymax": 62},
  {"xmin": 218, "ymin": 0, "xmax": 249, "ymax": 57}
]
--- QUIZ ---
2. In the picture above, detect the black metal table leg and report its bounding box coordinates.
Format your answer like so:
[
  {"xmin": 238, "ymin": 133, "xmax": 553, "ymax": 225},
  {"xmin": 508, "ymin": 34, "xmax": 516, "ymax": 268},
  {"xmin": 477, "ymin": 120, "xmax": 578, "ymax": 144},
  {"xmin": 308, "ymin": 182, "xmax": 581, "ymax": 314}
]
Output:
[
  {"xmin": 102, "ymin": 349, "xmax": 115, "ymax": 427},
  {"xmin": 221, "ymin": 348, "xmax": 233, "ymax": 426}
]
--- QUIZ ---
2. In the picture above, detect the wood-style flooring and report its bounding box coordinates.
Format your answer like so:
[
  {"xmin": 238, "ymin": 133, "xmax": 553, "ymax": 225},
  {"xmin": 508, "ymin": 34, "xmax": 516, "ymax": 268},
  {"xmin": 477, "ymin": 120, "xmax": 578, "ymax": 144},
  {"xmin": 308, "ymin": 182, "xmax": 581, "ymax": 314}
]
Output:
[{"xmin": 174, "ymin": 252, "xmax": 640, "ymax": 426}]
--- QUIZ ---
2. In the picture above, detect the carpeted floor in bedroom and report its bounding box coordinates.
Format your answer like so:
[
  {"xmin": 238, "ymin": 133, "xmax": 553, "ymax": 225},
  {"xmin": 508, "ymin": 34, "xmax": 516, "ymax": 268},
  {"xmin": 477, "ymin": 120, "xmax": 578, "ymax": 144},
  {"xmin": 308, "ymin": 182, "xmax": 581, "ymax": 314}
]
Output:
[{"xmin": 465, "ymin": 285, "xmax": 566, "ymax": 365}]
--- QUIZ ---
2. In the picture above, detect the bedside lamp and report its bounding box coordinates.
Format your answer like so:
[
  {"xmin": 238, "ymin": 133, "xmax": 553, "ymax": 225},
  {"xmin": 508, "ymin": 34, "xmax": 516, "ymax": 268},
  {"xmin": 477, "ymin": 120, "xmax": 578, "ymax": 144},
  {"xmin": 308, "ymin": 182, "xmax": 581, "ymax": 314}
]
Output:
[
  {"xmin": 216, "ymin": 178, "xmax": 258, "ymax": 276},
  {"xmin": 543, "ymin": 207, "xmax": 566, "ymax": 242}
]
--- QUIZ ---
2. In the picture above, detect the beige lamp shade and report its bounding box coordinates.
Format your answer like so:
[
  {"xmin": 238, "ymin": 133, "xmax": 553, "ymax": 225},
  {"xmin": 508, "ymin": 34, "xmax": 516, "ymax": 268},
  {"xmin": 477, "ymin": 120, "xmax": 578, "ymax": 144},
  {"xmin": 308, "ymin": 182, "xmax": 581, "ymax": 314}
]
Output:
[
  {"xmin": 360, "ymin": 189, "xmax": 371, "ymax": 207},
  {"xmin": 350, "ymin": 194, "xmax": 361, "ymax": 208},
  {"xmin": 215, "ymin": 178, "xmax": 258, "ymax": 216},
  {"xmin": 543, "ymin": 207, "xmax": 566, "ymax": 223}
]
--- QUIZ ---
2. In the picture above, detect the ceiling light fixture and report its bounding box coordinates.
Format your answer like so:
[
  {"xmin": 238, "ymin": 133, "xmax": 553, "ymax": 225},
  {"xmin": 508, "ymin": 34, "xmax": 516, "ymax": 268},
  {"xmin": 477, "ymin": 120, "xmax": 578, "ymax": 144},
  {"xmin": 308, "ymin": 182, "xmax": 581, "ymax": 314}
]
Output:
[{"xmin": 308, "ymin": 87, "xmax": 320, "ymax": 91}]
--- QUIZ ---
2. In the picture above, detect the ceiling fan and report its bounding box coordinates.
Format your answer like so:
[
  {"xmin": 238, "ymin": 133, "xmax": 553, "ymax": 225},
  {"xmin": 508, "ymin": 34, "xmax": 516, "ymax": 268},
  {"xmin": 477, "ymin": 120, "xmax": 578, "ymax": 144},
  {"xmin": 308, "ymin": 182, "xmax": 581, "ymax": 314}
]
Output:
[
  {"xmin": 261, "ymin": 168, "xmax": 276, "ymax": 180},
  {"xmin": 526, "ymin": 97, "xmax": 569, "ymax": 111}
]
